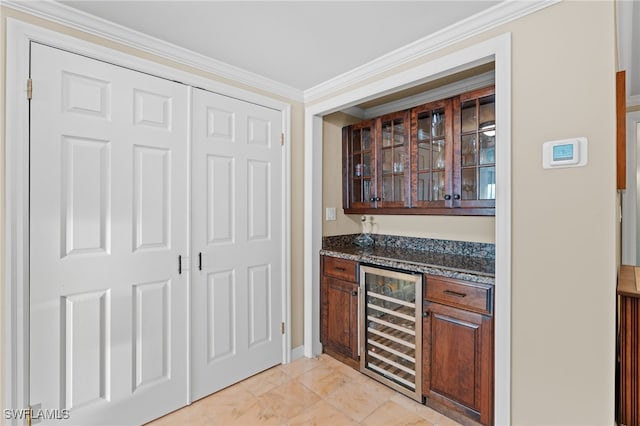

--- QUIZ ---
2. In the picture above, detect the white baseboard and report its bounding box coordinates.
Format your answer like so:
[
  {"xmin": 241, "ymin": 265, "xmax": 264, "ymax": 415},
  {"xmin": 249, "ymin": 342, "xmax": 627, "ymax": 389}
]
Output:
[{"xmin": 290, "ymin": 345, "xmax": 305, "ymax": 361}]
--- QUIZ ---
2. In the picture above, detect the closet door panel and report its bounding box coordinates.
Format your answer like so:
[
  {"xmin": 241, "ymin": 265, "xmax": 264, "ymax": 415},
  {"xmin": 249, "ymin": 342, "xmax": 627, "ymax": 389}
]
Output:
[
  {"xmin": 30, "ymin": 42, "xmax": 189, "ymax": 425},
  {"xmin": 191, "ymin": 88, "xmax": 283, "ymax": 401}
]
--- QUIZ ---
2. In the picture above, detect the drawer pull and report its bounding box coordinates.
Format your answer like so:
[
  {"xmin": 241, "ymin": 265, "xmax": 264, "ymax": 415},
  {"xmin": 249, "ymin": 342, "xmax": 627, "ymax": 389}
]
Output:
[
  {"xmin": 443, "ymin": 290, "xmax": 467, "ymax": 298},
  {"xmin": 334, "ymin": 267, "xmax": 346, "ymax": 272}
]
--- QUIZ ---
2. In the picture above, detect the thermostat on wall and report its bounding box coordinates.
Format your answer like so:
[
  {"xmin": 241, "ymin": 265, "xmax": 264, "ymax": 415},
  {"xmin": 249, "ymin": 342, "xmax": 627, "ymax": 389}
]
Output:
[{"xmin": 542, "ymin": 137, "xmax": 588, "ymax": 169}]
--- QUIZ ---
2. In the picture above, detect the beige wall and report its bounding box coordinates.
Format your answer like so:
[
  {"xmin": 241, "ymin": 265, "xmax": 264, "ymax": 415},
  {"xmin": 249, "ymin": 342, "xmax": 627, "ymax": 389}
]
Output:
[
  {"xmin": 508, "ymin": 5, "xmax": 615, "ymax": 422},
  {"xmin": 0, "ymin": 6, "xmax": 306, "ymax": 412},
  {"xmin": 322, "ymin": 112, "xmax": 361, "ymax": 236},
  {"xmin": 320, "ymin": 1, "xmax": 616, "ymax": 424}
]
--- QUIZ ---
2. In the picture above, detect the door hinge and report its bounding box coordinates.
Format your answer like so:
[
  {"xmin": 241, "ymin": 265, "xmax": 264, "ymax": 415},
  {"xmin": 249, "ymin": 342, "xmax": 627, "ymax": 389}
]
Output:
[
  {"xmin": 280, "ymin": 133, "xmax": 284, "ymax": 146},
  {"xmin": 27, "ymin": 78, "xmax": 33, "ymax": 100},
  {"xmin": 281, "ymin": 322, "xmax": 285, "ymax": 334}
]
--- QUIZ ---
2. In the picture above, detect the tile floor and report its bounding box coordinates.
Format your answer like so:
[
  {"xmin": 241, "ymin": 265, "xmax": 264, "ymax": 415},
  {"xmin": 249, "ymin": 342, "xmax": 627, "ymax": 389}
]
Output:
[{"xmin": 147, "ymin": 354, "xmax": 462, "ymax": 426}]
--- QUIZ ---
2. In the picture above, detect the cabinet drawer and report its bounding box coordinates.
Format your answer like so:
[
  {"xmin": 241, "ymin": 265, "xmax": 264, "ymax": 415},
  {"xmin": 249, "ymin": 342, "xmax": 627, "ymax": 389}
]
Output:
[
  {"xmin": 425, "ymin": 275, "xmax": 492, "ymax": 315},
  {"xmin": 323, "ymin": 256, "xmax": 358, "ymax": 282}
]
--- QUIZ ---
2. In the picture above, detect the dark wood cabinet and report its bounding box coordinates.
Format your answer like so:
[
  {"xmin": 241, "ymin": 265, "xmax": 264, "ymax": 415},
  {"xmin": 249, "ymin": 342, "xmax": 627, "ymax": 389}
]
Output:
[
  {"xmin": 376, "ymin": 111, "xmax": 411, "ymax": 208},
  {"xmin": 319, "ymin": 253, "xmax": 495, "ymax": 425},
  {"xmin": 423, "ymin": 275, "xmax": 494, "ymax": 426},
  {"xmin": 617, "ymin": 265, "xmax": 640, "ymax": 426},
  {"xmin": 454, "ymin": 86, "xmax": 496, "ymax": 211},
  {"xmin": 324, "ymin": 277, "xmax": 359, "ymax": 358},
  {"xmin": 411, "ymin": 98, "xmax": 453, "ymax": 209},
  {"xmin": 343, "ymin": 120, "xmax": 376, "ymax": 210},
  {"xmin": 343, "ymin": 111, "xmax": 411, "ymax": 210},
  {"xmin": 320, "ymin": 256, "xmax": 359, "ymax": 362},
  {"xmin": 617, "ymin": 70, "xmax": 626, "ymax": 190},
  {"xmin": 343, "ymin": 86, "xmax": 495, "ymax": 216}
]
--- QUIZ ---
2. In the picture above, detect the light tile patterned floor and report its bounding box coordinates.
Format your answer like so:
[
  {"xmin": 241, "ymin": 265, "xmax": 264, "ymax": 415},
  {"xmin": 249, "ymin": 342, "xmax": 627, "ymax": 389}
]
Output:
[{"xmin": 147, "ymin": 354, "xmax": 462, "ymax": 426}]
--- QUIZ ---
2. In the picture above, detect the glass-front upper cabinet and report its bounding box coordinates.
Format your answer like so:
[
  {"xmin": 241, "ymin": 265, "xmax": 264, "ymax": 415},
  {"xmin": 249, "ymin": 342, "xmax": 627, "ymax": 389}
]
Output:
[
  {"xmin": 455, "ymin": 86, "xmax": 496, "ymax": 209},
  {"xmin": 342, "ymin": 85, "xmax": 496, "ymax": 215},
  {"xmin": 343, "ymin": 120, "xmax": 376, "ymax": 209},
  {"xmin": 411, "ymin": 99, "xmax": 453, "ymax": 208},
  {"xmin": 377, "ymin": 111, "xmax": 410, "ymax": 208}
]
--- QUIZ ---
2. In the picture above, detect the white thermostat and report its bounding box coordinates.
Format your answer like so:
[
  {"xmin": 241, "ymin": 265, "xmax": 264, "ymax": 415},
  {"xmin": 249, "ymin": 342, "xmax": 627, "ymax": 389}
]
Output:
[{"xmin": 542, "ymin": 137, "xmax": 588, "ymax": 169}]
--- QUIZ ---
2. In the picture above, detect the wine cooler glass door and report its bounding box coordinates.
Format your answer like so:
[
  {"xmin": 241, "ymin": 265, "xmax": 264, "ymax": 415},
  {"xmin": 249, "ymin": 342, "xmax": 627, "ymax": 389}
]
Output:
[{"xmin": 360, "ymin": 265, "xmax": 422, "ymax": 401}]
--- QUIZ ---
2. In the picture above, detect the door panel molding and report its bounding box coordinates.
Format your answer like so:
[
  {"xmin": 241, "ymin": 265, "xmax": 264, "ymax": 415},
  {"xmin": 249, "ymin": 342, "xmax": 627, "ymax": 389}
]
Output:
[
  {"xmin": 61, "ymin": 136, "xmax": 112, "ymax": 257},
  {"xmin": 61, "ymin": 289, "xmax": 111, "ymax": 410},
  {"xmin": 190, "ymin": 88, "xmax": 283, "ymax": 401}
]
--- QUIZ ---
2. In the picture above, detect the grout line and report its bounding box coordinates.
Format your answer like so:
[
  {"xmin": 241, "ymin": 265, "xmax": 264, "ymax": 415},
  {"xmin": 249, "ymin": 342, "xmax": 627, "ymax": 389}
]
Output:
[{"xmin": 148, "ymin": 353, "xmax": 461, "ymax": 425}]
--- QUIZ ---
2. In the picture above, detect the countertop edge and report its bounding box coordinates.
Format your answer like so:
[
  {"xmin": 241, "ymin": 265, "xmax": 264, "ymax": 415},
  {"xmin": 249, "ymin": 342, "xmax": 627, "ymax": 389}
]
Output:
[{"xmin": 320, "ymin": 249, "xmax": 495, "ymax": 285}]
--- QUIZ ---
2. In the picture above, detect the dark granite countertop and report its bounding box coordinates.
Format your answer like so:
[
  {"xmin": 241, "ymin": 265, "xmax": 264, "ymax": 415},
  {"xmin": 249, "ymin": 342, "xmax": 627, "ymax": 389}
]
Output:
[{"xmin": 321, "ymin": 234, "xmax": 495, "ymax": 285}]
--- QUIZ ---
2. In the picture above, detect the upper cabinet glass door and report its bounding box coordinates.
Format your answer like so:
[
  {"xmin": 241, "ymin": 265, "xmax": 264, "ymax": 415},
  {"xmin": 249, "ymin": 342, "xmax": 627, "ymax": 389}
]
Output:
[
  {"xmin": 344, "ymin": 121, "xmax": 376, "ymax": 209},
  {"xmin": 377, "ymin": 111, "xmax": 410, "ymax": 208},
  {"xmin": 411, "ymin": 99, "xmax": 452, "ymax": 208},
  {"xmin": 455, "ymin": 86, "xmax": 496, "ymax": 209}
]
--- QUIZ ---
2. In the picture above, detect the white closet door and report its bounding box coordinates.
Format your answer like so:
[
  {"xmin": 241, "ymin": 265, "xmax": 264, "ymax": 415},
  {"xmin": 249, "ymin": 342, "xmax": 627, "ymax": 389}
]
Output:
[
  {"xmin": 29, "ymin": 43, "xmax": 189, "ymax": 425},
  {"xmin": 191, "ymin": 88, "xmax": 283, "ymax": 401}
]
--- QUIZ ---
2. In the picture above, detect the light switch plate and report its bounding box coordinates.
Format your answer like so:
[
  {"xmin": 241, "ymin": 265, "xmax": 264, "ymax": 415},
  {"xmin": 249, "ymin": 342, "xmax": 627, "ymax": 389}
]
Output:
[{"xmin": 326, "ymin": 207, "xmax": 337, "ymax": 221}]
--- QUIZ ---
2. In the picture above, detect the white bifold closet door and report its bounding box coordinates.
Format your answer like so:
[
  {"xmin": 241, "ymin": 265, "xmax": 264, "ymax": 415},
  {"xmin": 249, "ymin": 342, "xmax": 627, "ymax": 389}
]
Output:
[
  {"xmin": 29, "ymin": 42, "xmax": 284, "ymax": 425},
  {"xmin": 190, "ymin": 88, "xmax": 283, "ymax": 401},
  {"xmin": 29, "ymin": 43, "xmax": 189, "ymax": 425}
]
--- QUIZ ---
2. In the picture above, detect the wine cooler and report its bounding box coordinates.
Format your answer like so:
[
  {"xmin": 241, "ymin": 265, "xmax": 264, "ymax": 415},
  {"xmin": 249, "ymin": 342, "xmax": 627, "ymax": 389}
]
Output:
[{"xmin": 359, "ymin": 265, "xmax": 422, "ymax": 401}]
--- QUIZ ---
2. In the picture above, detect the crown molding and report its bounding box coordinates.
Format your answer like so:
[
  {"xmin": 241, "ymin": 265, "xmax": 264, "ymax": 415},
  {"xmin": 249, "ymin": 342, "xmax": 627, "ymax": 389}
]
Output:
[
  {"xmin": 304, "ymin": 0, "xmax": 560, "ymax": 104},
  {"xmin": 362, "ymin": 71, "xmax": 495, "ymax": 119},
  {"xmin": 1, "ymin": 0, "xmax": 305, "ymax": 102}
]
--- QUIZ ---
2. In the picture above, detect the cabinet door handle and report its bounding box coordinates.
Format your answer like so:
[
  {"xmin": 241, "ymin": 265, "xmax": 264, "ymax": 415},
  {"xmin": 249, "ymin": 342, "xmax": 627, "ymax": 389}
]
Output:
[
  {"xmin": 178, "ymin": 255, "xmax": 182, "ymax": 275},
  {"xmin": 423, "ymin": 311, "xmax": 429, "ymax": 317},
  {"xmin": 444, "ymin": 194, "xmax": 452, "ymax": 200},
  {"xmin": 198, "ymin": 252, "xmax": 202, "ymax": 271},
  {"xmin": 453, "ymin": 194, "xmax": 461, "ymax": 200},
  {"xmin": 443, "ymin": 290, "xmax": 467, "ymax": 298},
  {"xmin": 351, "ymin": 290, "xmax": 357, "ymax": 296}
]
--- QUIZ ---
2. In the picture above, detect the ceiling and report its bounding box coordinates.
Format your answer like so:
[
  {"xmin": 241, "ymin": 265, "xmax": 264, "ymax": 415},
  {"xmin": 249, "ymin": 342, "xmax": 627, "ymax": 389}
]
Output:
[
  {"xmin": 6, "ymin": 1, "xmax": 635, "ymax": 106},
  {"xmin": 57, "ymin": 1, "xmax": 502, "ymax": 92}
]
